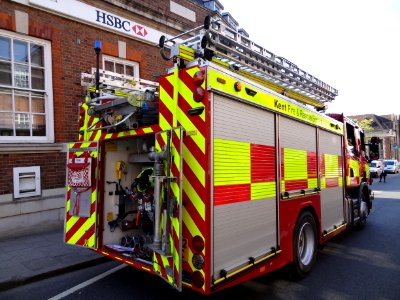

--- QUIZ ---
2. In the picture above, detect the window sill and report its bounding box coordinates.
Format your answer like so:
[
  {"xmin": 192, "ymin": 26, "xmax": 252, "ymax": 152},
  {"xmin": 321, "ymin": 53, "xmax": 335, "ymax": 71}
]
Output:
[{"xmin": 0, "ymin": 143, "xmax": 66, "ymax": 153}]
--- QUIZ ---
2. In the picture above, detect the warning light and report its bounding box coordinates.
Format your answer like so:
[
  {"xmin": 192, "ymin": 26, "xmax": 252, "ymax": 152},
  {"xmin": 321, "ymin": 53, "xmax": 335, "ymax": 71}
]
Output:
[
  {"xmin": 193, "ymin": 71, "xmax": 205, "ymax": 86},
  {"xmin": 192, "ymin": 235, "xmax": 205, "ymax": 252},
  {"xmin": 234, "ymin": 81, "xmax": 242, "ymax": 92},
  {"xmin": 193, "ymin": 87, "xmax": 205, "ymax": 102}
]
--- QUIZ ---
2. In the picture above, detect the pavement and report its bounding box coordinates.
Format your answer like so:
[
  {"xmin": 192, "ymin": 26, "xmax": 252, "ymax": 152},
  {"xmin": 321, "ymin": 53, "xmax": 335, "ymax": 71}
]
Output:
[{"xmin": 0, "ymin": 221, "xmax": 108, "ymax": 291}]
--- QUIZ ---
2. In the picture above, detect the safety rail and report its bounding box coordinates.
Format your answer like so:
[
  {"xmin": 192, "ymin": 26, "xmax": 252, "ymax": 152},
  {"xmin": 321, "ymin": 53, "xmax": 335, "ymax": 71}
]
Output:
[{"xmin": 81, "ymin": 68, "xmax": 158, "ymax": 95}]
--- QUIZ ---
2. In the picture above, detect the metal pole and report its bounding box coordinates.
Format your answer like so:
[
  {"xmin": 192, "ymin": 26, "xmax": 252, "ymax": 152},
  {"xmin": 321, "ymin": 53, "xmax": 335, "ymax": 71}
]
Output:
[{"xmin": 94, "ymin": 40, "xmax": 102, "ymax": 97}]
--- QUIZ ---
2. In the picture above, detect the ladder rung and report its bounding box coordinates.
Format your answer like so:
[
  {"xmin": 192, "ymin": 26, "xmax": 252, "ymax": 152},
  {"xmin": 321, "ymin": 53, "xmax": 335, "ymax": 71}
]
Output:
[{"xmin": 206, "ymin": 21, "xmax": 338, "ymax": 102}]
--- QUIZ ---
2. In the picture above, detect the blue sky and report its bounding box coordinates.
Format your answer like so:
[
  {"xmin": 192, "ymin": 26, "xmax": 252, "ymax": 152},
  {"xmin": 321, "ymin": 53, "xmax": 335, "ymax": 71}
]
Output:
[{"xmin": 221, "ymin": 0, "xmax": 400, "ymax": 116}]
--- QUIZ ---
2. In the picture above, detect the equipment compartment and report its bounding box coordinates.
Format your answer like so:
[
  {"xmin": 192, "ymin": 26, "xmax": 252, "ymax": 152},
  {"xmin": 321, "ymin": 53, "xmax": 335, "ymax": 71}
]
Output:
[{"xmin": 101, "ymin": 136, "xmax": 155, "ymax": 263}]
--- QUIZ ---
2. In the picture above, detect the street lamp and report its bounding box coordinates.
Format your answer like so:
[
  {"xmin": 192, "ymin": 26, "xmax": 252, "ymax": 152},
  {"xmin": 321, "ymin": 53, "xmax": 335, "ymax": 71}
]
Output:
[{"xmin": 94, "ymin": 39, "xmax": 102, "ymax": 97}]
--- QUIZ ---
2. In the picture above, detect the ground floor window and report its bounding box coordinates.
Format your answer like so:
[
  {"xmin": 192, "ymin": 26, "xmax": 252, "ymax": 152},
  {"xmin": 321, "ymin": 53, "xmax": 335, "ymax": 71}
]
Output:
[{"xmin": 0, "ymin": 30, "xmax": 53, "ymax": 142}]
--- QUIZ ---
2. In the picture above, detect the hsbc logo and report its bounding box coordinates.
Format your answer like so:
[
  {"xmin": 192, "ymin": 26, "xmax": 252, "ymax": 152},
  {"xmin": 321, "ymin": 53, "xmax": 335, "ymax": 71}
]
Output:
[
  {"xmin": 132, "ymin": 25, "xmax": 148, "ymax": 37},
  {"xmin": 95, "ymin": 10, "xmax": 149, "ymax": 38}
]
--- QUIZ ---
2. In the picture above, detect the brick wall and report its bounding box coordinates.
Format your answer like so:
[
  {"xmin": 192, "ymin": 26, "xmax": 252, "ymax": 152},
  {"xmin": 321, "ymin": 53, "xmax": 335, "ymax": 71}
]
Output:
[{"xmin": 0, "ymin": 0, "xmax": 211, "ymax": 194}]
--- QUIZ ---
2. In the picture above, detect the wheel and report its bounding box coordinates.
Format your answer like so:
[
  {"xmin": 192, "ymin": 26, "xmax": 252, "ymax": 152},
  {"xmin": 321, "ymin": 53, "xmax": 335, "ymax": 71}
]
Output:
[
  {"xmin": 356, "ymin": 192, "xmax": 368, "ymax": 228},
  {"xmin": 291, "ymin": 211, "xmax": 317, "ymax": 279}
]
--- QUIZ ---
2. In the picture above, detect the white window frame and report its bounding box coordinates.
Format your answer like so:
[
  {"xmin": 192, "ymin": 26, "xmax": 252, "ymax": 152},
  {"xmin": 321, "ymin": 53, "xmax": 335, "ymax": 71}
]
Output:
[
  {"xmin": 13, "ymin": 166, "xmax": 41, "ymax": 199},
  {"xmin": 0, "ymin": 29, "xmax": 54, "ymax": 143},
  {"xmin": 102, "ymin": 55, "xmax": 140, "ymax": 81}
]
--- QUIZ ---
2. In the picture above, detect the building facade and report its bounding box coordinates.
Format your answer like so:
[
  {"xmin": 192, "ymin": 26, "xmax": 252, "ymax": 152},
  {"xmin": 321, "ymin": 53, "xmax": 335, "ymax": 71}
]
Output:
[
  {"xmin": 0, "ymin": 0, "xmax": 228, "ymax": 234},
  {"xmin": 351, "ymin": 114, "xmax": 399, "ymax": 160}
]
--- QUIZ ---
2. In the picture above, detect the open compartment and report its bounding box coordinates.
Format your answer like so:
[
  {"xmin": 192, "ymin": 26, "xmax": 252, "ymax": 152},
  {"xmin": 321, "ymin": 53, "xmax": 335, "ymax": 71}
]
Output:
[{"xmin": 100, "ymin": 134, "xmax": 156, "ymax": 264}]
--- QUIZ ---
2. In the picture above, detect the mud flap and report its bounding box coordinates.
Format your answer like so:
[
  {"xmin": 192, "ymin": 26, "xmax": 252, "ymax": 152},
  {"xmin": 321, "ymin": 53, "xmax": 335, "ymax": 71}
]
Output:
[
  {"xmin": 64, "ymin": 141, "xmax": 99, "ymax": 248},
  {"xmin": 152, "ymin": 127, "xmax": 183, "ymax": 291}
]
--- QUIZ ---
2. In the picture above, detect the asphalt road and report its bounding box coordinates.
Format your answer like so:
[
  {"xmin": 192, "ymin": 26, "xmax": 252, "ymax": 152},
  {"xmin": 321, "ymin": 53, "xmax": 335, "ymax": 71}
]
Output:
[{"xmin": 2, "ymin": 174, "xmax": 400, "ymax": 300}]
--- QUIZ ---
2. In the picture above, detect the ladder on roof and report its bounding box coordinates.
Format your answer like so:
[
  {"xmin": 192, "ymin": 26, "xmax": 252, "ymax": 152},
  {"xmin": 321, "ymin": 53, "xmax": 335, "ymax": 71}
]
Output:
[
  {"xmin": 160, "ymin": 17, "xmax": 338, "ymax": 110},
  {"xmin": 81, "ymin": 68, "xmax": 158, "ymax": 96}
]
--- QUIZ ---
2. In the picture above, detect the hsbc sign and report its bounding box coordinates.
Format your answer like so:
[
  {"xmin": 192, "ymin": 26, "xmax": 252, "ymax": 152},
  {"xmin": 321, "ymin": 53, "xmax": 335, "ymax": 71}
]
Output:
[
  {"xmin": 95, "ymin": 10, "xmax": 149, "ymax": 38},
  {"xmin": 25, "ymin": 0, "xmax": 176, "ymax": 44}
]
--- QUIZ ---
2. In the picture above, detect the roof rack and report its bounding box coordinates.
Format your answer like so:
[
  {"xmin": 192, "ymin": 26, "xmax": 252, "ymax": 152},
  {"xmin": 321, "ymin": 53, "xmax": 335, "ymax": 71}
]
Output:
[{"xmin": 159, "ymin": 17, "xmax": 338, "ymax": 110}]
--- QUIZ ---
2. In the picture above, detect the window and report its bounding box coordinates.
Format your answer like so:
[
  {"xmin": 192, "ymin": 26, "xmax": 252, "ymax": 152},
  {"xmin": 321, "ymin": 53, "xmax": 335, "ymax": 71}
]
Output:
[
  {"xmin": 102, "ymin": 55, "xmax": 139, "ymax": 81},
  {"xmin": 0, "ymin": 30, "xmax": 53, "ymax": 142}
]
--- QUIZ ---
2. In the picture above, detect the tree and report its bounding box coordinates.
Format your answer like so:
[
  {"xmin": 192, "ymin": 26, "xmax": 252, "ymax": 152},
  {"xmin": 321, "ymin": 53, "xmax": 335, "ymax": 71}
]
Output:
[{"xmin": 354, "ymin": 118, "xmax": 374, "ymax": 132}]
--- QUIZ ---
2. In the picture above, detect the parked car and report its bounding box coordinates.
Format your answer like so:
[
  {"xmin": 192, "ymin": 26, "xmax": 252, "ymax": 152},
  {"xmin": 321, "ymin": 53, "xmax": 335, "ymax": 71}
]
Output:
[
  {"xmin": 369, "ymin": 160, "xmax": 383, "ymax": 178},
  {"xmin": 383, "ymin": 159, "xmax": 399, "ymax": 174}
]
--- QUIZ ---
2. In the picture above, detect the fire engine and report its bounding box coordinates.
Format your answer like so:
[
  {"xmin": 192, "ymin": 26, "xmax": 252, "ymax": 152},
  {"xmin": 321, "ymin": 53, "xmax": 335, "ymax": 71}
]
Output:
[{"xmin": 65, "ymin": 17, "xmax": 375, "ymax": 294}]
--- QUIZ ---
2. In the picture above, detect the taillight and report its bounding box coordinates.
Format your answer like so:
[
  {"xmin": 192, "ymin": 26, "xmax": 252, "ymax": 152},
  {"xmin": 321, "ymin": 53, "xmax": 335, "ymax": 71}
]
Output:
[
  {"xmin": 193, "ymin": 87, "xmax": 205, "ymax": 102},
  {"xmin": 193, "ymin": 71, "xmax": 205, "ymax": 86},
  {"xmin": 192, "ymin": 235, "xmax": 205, "ymax": 252},
  {"xmin": 192, "ymin": 271, "xmax": 205, "ymax": 288}
]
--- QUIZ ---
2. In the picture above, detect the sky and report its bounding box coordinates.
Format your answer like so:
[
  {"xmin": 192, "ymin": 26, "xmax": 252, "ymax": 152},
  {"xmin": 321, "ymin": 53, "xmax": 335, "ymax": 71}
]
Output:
[{"xmin": 220, "ymin": 0, "xmax": 400, "ymax": 116}]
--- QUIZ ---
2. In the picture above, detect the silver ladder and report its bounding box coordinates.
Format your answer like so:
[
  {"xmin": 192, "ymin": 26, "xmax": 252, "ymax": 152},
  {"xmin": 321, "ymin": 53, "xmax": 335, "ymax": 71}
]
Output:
[{"xmin": 162, "ymin": 17, "xmax": 338, "ymax": 109}]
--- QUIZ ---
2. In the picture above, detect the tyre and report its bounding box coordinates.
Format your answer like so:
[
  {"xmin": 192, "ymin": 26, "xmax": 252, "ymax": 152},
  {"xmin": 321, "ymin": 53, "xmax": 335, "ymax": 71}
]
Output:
[
  {"xmin": 291, "ymin": 211, "xmax": 318, "ymax": 279},
  {"xmin": 356, "ymin": 191, "xmax": 368, "ymax": 229}
]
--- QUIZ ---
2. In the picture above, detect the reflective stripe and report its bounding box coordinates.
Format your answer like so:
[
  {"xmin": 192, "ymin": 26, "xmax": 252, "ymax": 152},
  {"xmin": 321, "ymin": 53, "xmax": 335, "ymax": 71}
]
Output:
[{"xmin": 214, "ymin": 139, "xmax": 251, "ymax": 186}]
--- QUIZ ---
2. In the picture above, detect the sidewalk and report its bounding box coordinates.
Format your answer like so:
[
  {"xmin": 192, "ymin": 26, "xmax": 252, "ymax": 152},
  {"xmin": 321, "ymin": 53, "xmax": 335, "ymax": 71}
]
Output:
[{"xmin": 0, "ymin": 221, "xmax": 107, "ymax": 291}]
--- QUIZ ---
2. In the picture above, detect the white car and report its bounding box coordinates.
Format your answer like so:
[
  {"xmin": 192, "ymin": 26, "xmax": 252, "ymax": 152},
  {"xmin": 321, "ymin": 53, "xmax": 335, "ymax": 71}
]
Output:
[
  {"xmin": 369, "ymin": 160, "xmax": 383, "ymax": 178},
  {"xmin": 383, "ymin": 159, "xmax": 399, "ymax": 174}
]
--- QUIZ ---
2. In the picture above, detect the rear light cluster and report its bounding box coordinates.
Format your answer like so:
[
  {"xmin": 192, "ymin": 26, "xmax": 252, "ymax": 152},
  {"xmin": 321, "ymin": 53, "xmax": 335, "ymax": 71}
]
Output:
[
  {"xmin": 193, "ymin": 71, "xmax": 205, "ymax": 103},
  {"xmin": 191, "ymin": 235, "xmax": 205, "ymax": 288}
]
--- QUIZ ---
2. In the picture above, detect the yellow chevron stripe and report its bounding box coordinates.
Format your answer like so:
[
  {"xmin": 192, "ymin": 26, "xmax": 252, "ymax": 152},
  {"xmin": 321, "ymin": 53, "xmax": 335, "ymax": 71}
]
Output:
[
  {"xmin": 159, "ymin": 114, "xmax": 172, "ymax": 132},
  {"xmin": 92, "ymin": 129, "xmax": 101, "ymax": 141},
  {"xmin": 251, "ymin": 182, "xmax": 276, "ymax": 200},
  {"xmin": 177, "ymin": 107, "xmax": 205, "ymax": 153},
  {"xmin": 67, "ymin": 214, "xmax": 95, "ymax": 245},
  {"xmin": 182, "ymin": 206, "xmax": 204, "ymax": 239},
  {"xmin": 182, "ymin": 144, "xmax": 205, "ymax": 186},
  {"xmin": 66, "ymin": 215, "xmax": 80, "ymax": 232},
  {"xmin": 143, "ymin": 127, "xmax": 154, "ymax": 134},
  {"xmin": 281, "ymin": 180, "xmax": 285, "ymax": 192},
  {"xmin": 160, "ymin": 82, "xmax": 174, "ymax": 104},
  {"xmin": 177, "ymin": 72, "xmax": 206, "ymax": 122},
  {"xmin": 161, "ymin": 255, "xmax": 173, "ymax": 283},
  {"xmin": 171, "ymin": 222, "xmax": 180, "ymax": 281},
  {"xmin": 182, "ymin": 174, "xmax": 205, "ymax": 220},
  {"xmin": 67, "ymin": 190, "xmax": 97, "ymax": 245}
]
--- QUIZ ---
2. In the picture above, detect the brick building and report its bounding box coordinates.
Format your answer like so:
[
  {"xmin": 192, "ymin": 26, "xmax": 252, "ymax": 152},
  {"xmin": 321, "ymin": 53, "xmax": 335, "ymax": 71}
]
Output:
[
  {"xmin": 0, "ymin": 0, "xmax": 228, "ymax": 233},
  {"xmin": 350, "ymin": 114, "xmax": 399, "ymax": 160}
]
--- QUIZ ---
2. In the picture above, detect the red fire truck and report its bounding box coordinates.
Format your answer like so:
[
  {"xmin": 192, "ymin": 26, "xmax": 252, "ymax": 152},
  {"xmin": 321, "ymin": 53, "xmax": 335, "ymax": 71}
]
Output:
[{"xmin": 65, "ymin": 17, "xmax": 375, "ymax": 294}]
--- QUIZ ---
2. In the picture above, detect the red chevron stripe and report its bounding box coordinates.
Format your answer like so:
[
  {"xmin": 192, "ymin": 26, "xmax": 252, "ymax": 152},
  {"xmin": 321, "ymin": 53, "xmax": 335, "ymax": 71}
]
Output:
[
  {"xmin": 172, "ymin": 227, "xmax": 181, "ymax": 286},
  {"xmin": 178, "ymin": 67, "xmax": 199, "ymax": 94},
  {"xmin": 160, "ymin": 74, "xmax": 174, "ymax": 100},
  {"xmin": 159, "ymin": 99, "xmax": 174, "ymax": 127},
  {"xmin": 157, "ymin": 134, "xmax": 166, "ymax": 150},
  {"xmin": 87, "ymin": 116, "xmax": 95, "ymax": 128},
  {"xmin": 338, "ymin": 156, "xmax": 343, "ymax": 176},
  {"xmin": 65, "ymin": 217, "xmax": 87, "ymax": 242},
  {"xmin": 65, "ymin": 200, "xmax": 96, "ymax": 242},
  {"xmin": 75, "ymin": 223, "xmax": 95, "ymax": 246},
  {"xmin": 155, "ymin": 253, "xmax": 168, "ymax": 279},
  {"xmin": 182, "ymin": 190, "xmax": 206, "ymax": 235},
  {"xmin": 183, "ymin": 135, "xmax": 206, "ymax": 169},
  {"xmin": 177, "ymin": 93, "xmax": 206, "ymax": 138},
  {"xmin": 183, "ymin": 160, "xmax": 206, "ymax": 200}
]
